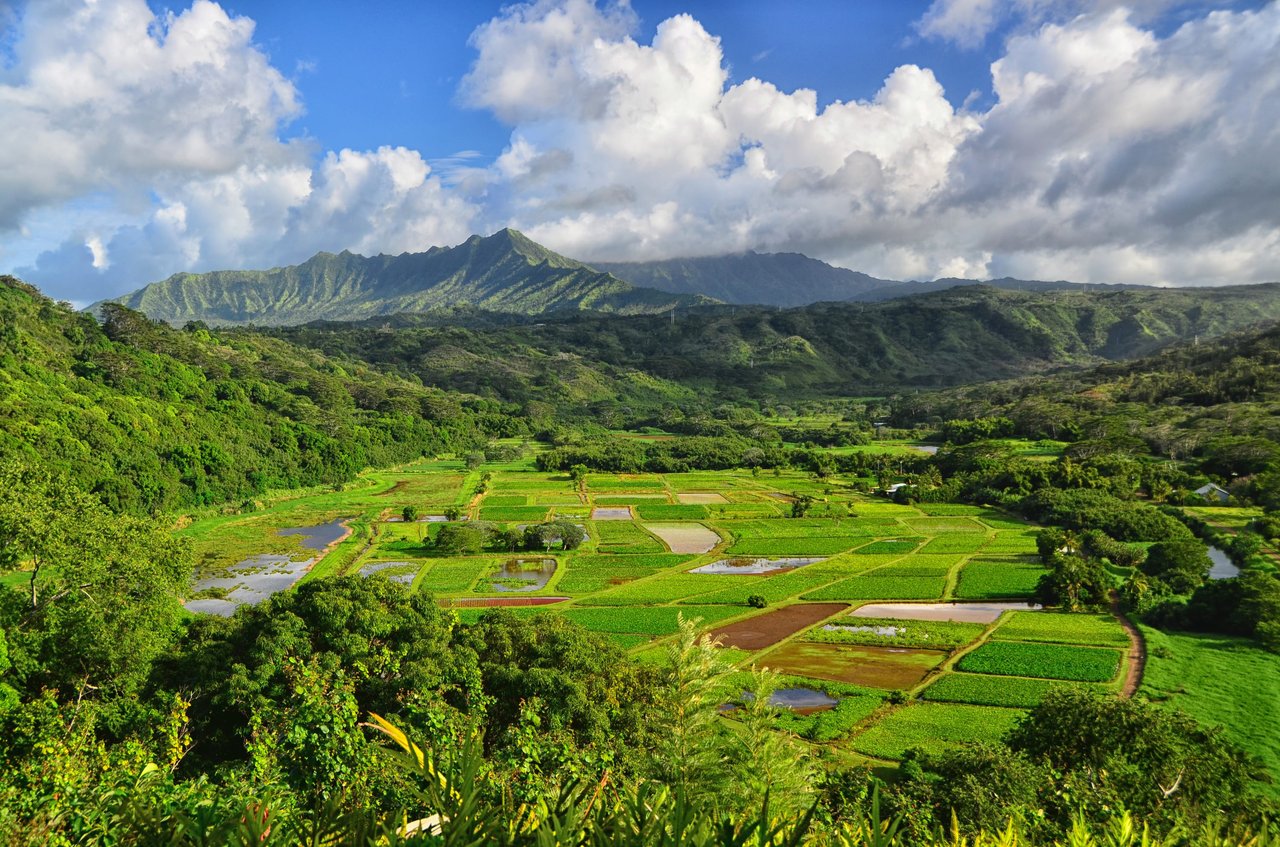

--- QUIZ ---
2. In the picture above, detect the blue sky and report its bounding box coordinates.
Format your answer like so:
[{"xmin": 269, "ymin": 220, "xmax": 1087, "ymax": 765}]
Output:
[
  {"xmin": 215, "ymin": 1, "xmax": 1001, "ymax": 162},
  {"xmin": 2, "ymin": 0, "xmax": 1278, "ymax": 302}
]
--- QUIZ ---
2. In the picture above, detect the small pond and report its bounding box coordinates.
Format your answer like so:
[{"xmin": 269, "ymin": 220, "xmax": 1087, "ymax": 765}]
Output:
[
  {"xmin": 359, "ymin": 561, "xmax": 419, "ymax": 584},
  {"xmin": 692, "ymin": 556, "xmax": 824, "ymax": 575},
  {"xmin": 185, "ymin": 519, "xmax": 349, "ymax": 617},
  {"xmin": 722, "ymin": 687, "xmax": 839, "ymax": 714},
  {"xmin": 850, "ymin": 601, "xmax": 1039, "ymax": 624},
  {"xmin": 1207, "ymin": 546, "xmax": 1240, "ymax": 580},
  {"xmin": 912, "ymin": 445, "xmax": 940, "ymax": 455},
  {"xmin": 591, "ymin": 507, "xmax": 633, "ymax": 520},
  {"xmin": 489, "ymin": 558, "xmax": 557, "ymax": 592}
]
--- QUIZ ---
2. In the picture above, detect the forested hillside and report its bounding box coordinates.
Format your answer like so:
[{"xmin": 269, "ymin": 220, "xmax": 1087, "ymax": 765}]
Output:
[
  {"xmin": 265, "ymin": 283, "xmax": 1280, "ymax": 413},
  {"xmin": 107, "ymin": 229, "xmax": 709, "ymax": 326},
  {"xmin": 891, "ymin": 319, "xmax": 1280, "ymax": 497},
  {"xmin": 594, "ymin": 251, "xmax": 896, "ymax": 306},
  {"xmin": 0, "ymin": 276, "xmax": 501, "ymax": 513}
]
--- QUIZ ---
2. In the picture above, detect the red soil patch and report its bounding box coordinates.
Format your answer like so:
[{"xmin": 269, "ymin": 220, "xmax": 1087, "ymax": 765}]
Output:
[
  {"xmin": 709, "ymin": 603, "xmax": 849, "ymax": 651},
  {"xmin": 441, "ymin": 596, "xmax": 569, "ymax": 607}
]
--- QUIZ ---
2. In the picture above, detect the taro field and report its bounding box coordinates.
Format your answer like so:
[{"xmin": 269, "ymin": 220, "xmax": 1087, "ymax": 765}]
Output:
[{"xmin": 180, "ymin": 448, "xmax": 1135, "ymax": 767}]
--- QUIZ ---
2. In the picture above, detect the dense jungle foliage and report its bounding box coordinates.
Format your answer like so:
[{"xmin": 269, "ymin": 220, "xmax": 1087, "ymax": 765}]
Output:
[{"xmin": 0, "ymin": 277, "xmax": 505, "ymax": 513}]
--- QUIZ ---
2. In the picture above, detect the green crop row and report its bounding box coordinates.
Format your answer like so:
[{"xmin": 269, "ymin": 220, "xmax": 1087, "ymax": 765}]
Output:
[
  {"xmin": 853, "ymin": 539, "xmax": 924, "ymax": 555},
  {"xmin": 684, "ymin": 567, "xmax": 846, "ymax": 606},
  {"xmin": 557, "ymin": 605, "xmax": 742, "ymax": 635},
  {"xmin": 725, "ymin": 538, "xmax": 862, "ymax": 556},
  {"xmin": 957, "ymin": 641, "xmax": 1122, "ymax": 682},
  {"xmin": 851, "ymin": 703, "xmax": 1026, "ymax": 760},
  {"xmin": 802, "ymin": 575, "xmax": 945, "ymax": 601},
  {"xmin": 808, "ymin": 616, "xmax": 986, "ymax": 649},
  {"xmin": 922, "ymin": 673, "xmax": 1096, "ymax": 708},
  {"xmin": 578, "ymin": 574, "xmax": 720, "ymax": 605},
  {"xmin": 593, "ymin": 521, "xmax": 666, "ymax": 553},
  {"xmin": 953, "ymin": 558, "xmax": 1045, "ymax": 599},
  {"xmin": 992, "ymin": 611, "xmax": 1129, "ymax": 647},
  {"xmin": 636, "ymin": 504, "xmax": 710, "ymax": 520},
  {"xmin": 918, "ymin": 535, "xmax": 993, "ymax": 554},
  {"xmin": 477, "ymin": 506, "xmax": 551, "ymax": 521}
]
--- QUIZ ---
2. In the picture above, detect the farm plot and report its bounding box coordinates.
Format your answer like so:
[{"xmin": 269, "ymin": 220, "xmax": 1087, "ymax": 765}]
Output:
[
  {"xmin": 686, "ymin": 565, "xmax": 854, "ymax": 606},
  {"xmin": 957, "ymin": 641, "xmax": 1122, "ymax": 682},
  {"xmin": 593, "ymin": 521, "xmax": 665, "ymax": 554},
  {"xmin": 919, "ymin": 535, "xmax": 993, "ymax": 554},
  {"xmin": 646, "ymin": 522, "xmax": 720, "ymax": 554},
  {"xmin": 922, "ymin": 673, "xmax": 1099, "ymax": 708},
  {"xmin": 556, "ymin": 554, "xmax": 692, "ymax": 594},
  {"xmin": 802, "ymin": 575, "xmax": 945, "ymax": 601},
  {"xmin": 725, "ymin": 537, "xmax": 867, "ymax": 556},
  {"xmin": 636, "ymin": 504, "xmax": 710, "ymax": 521},
  {"xmin": 982, "ymin": 532, "xmax": 1040, "ymax": 554},
  {"xmin": 954, "ymin": 557, "xmax": 1045, "ymax": 599},
  {"xmin": 478, "ymin": 505, "xmax": 551, "ymax": 522},
  {"xmin": 417, "ymin": 559, "xmax": 491, "ymax": 594},
  {"xmin": 762, "ymin": 642, "xmax": 946, "ymax": 689},
  {"xmin": 557, "ymin": 605, "xmax": 742, "ymax": 635},
  {"xmin": 809, "ymin": 616, "xmax": 986, "ymax": 649},
  {"xmin": 853, "ymin": 539, "xmax": 925, "ymax": 556},
  {"xmin": 578, "ymin": 574, "xmax": 721, "ymax": 605},
  {"xmin": 851, "ymin": 703, "xmax": 1026, "ymax": 760},
  {"xmin": 903, "ymin": 517, "xmax": 986, "ymax": 534},
  {"xmin": 585, "ymin": 475, "xmax": 666, "ymax": 492},
  {"xmin": 992, "ymin": 612, "xmax": 1129, "ymax": 647},
  {"xmin": 868, "ymin": 554, "xmax": 962, "ymax": 577},
  {"xmin": 709, "ymin": 603, "xmax": 848, "ymax": 650}
]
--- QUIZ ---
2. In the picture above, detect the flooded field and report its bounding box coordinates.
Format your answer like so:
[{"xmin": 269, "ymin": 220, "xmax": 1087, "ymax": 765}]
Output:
[
  {"xmin": 488, "ymin": 558, "xmax": 557, "ymax": 591},
  {"xmin": 764, "ymin": 642, "xmax": 946, "ymax": 688},
  {"xmin": 692, "ymin": 556, "xmax": 823, "ymax": 575},
  {"xmin": 851, "ymin": 601, "xmax": 1039, "ymax": 623},
  {"xmin": 676, "ymin": 492, "xmax": 729, "ymax": 504},
  {"xmin": 358, "ymin": 561, "xmax": 418, "ymax": 583},
  {"xmin": 186, "ymin": 519, "xmax": 350, "ymax": 616},
  {"xmin": 591, "ymin": 507, "xmax": 633, "ymax": 520},
  {"xmin": 710, "ymin": 603, "xmax": 848, "ymax": 650},
  {"xmin": 646, "ymin": 522, "xmax": 720, "ymax": 553}
]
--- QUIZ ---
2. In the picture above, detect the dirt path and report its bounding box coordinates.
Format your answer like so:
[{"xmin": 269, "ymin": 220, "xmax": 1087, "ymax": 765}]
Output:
[{"xmin": 1111, "ymin": 592, "xmax": 1146, "ymax": 698}]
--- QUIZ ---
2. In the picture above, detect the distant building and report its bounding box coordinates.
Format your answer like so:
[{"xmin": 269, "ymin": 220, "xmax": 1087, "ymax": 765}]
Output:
[
  {"xmin": 884, "ymin": 483, "xmax": 909, "ymax": 496},
  {"xmin": 1194, "ymin": 482, "xmax": 1230, "ymax": 504}
]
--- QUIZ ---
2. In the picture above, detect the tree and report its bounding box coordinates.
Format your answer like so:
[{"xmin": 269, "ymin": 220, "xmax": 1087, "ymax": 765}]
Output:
[
  {"xmin": 568, "ymin": 463, "xmax": 588, "ymax": 486},
  {"xmin": 464, "ymin": 451, "xmax": 485, "ymax": 470},
  {"xmin": 790, "ymin": 494, "xmax": 814, "ymax": 518},
  {"xmin": 649, "ymin": 615, "xmax": 733, "ymax": 806},
  {"xmin": 1034, "ymin": 552, "xmax": 1110, "ymax": 611},
  {"xmin": 0, "ymin": 461, "xmax": 191, "ymax": 699},
  {"xmin": 1006, "ymin": 689, "xmax": 1262, "ymax": 824},
  {"xmin": 435, "ymin": 523, "xmax": 488, "ymax": 554},
  {"xmin": 724, "ymin": 669, "xmax": 815, "ymax": 817},
  {"xmin": 522, "ymin": 520, "xmax": 585, "ymax": 551},
  {"xmin": 1141, "ymin": 539, "xmax": 1211, "ymax": 594},
  {"xmin": 401, "ymin": 505, "xmax": 419, "ymax": 523}
]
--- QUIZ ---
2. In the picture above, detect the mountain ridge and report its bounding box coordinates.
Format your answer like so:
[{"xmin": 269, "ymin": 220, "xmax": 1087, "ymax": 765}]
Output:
[{"xmin": 104, "ymin": 229, "xmax": 712, "ymax": 326}]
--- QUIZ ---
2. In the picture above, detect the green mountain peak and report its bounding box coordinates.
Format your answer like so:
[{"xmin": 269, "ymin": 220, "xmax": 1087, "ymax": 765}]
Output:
[{"xmin": 106, "ymin": 230, "xmax": 711, "ymax": 326}]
